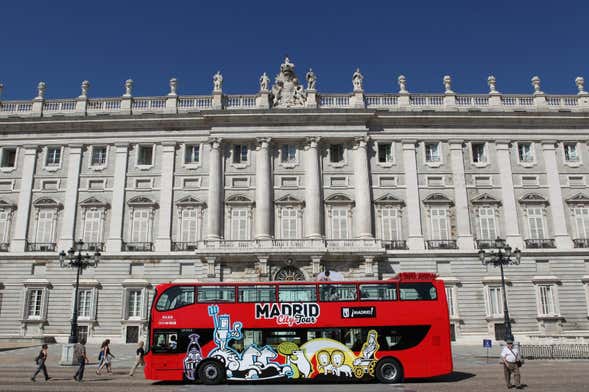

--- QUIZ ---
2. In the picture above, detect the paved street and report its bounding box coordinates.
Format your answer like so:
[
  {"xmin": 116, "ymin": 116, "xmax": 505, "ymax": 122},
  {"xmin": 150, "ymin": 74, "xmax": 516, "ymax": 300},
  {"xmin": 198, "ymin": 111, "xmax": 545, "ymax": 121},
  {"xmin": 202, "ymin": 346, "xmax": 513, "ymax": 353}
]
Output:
[{"xmin": 0, "ymin": 343, "xmax": 586, "ymax": 391}]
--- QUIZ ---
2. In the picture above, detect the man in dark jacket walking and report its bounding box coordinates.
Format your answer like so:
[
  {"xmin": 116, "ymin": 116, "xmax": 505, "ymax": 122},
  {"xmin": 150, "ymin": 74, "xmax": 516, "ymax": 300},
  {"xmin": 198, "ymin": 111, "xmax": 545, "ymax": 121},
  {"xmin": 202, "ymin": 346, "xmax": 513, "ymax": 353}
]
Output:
[{"xmin": 73, "ymin": 338, "xmax": 89, "ymax": 382}]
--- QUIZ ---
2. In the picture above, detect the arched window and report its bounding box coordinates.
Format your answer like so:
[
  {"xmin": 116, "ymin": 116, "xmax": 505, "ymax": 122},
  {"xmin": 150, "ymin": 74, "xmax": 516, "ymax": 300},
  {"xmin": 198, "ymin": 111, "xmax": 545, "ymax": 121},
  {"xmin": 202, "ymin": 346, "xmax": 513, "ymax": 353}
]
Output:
[{"xmin": 274, "ymin": 266, "xmax": 305, "ymax": 281}]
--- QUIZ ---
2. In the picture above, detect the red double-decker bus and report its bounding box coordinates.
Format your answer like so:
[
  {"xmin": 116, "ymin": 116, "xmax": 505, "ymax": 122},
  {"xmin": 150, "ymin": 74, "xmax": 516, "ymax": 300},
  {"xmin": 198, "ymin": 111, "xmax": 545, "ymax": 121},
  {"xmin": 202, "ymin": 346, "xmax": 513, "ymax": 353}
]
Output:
[{"xmin": 144, "ymin": 272, "xmax": 452, "ymax": 384}]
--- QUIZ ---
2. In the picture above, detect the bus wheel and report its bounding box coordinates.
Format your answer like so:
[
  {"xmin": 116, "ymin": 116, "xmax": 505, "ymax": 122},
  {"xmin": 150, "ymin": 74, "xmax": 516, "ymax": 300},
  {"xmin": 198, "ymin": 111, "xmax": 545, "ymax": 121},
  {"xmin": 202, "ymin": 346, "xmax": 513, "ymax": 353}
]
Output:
[
  {"xmin": 375, "ymin": 358, "xmax": 403, "ymax": 384},
  {"xmin": 198, "ymin": 360, "xmax": 225, "ymax": 385}
]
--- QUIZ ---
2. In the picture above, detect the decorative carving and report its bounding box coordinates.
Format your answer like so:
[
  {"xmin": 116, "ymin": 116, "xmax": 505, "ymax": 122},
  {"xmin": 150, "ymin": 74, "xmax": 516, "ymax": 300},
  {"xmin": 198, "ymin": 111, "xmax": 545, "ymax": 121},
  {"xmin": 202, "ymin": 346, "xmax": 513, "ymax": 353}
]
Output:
[
  {"xmin": 36, "ymin": 81, "xmax": 47, "ymax": 99},
  {"xmin": 271, "ymin": 57, "xmax": 307, "ymax": 108},
  {"xmin": 79, "ymin": 197, "xmax": 109, "ymax": 208},
  {"xmin": 169, "ymin": 78, "xmax": 178, "ymax": 96},
  {"xmin": 519, "ymin": 193, "xmax": 548, "ymax": 204},
  {"xmin": 423, "ymin": 193, "xmax": 453, "ymax": 205},
  {"xmin": 259, "ymin": 72, "xmax": 270, "ymax": 92},
  {"xmin": 398, "ymin": 75, "xmax": 408, "ymax": 94},
  {"xmin": 80, "ymin": 80, "xmax": 90, "ymax": 98},
  {"xmin": 325, "ymin": 193, "xmax": 354, "ymax": 205},
  {"xmin": 565, "ymin": 193, "xmax": 589, "ymax": 205},
  {"xmin": 208, "ymin": 137, "xmax": 222, "ymax": 150},
  {"xmin": 0, "ymin": 199, "xmax": 16, "ymax": 209},
  {"xmin": 443, "ymin": 75, "xmax": 453, "ymax": 94},
  {"xmin": 225, "ymin": 194, "xmax": 254, "ymax": 205},
  {"xmin": 124, "ymin": 79, "xmax": 133, "ymax": 97},
  {"xmin": 488, "ymin": 75, "xmax": 498, "ymax": 94},
  {"xmin": 471, "ymin": 193, "xmax": 501, "ymax": 205},
  {"xmin": 352, "ymin": 68, "xmax": 364, "ymax": 92},
  {"xmin": 33, "ymin": 197, "xmax": 61, "ymax": 208},
  {"xmin": 128, "ymin": 196, "xmax": 157, "ymax": 207},
  {"xmin": 176, "ymin": 196, "xmax": 206, "ymax": 207},
  {"xmin": 275, "ymin": 194, "xmax": 304, "ymax": 206},
  {"xmin": 213, "ymin": 71, "xmax": 223, "ymax": 93},
  {"xmin": 576, "ymin": 76, "xmax": 586, "ymax": 95},
  {"xmin": 374, "ymin": 194, "xmax": 405, "ymax": 205},
  {"xmin": 305, "ymin": 69, "xmax": 316, "ymax": 91},
  {"xmin": 531, "ymin": 76, "xmax": 543, "ymax": 95}
]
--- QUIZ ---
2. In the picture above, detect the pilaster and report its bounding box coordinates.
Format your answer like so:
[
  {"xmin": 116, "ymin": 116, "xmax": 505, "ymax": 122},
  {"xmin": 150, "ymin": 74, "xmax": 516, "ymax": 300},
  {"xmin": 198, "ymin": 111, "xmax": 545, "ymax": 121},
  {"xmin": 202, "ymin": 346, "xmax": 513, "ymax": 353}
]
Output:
[
  {"xmin": 255, "ymin": 138, "xmax": 272, "ymax": 239},
  {"xmin": 353, "ymin": 136, "xmax": 373, "ymax": 239},
  {"xmin": 449, "ymin": 141, "xmax": 474, "ymax": 249},
  {"xmin": 155, "ymin": 142, "xmax": 176, "ymax": 251},
  {"xmin": 58, "ymin": 144, "xmax": 83, "ymax": 251},
  {"xmin": 402, "ymin": 141, "xmax": 425, "ymax": 250},
  {"xmin": 106, "ymin": 143, "xmax": 129, "ymax": 252},
  {"xmin": 304, "ymin": 137, "xmax": 323, "ymax": 239},
  {"xmin": 496, "ymin": 141, "xmax": 524, "ymax": 249},
  {"xmin": 11, "ymin": 145, "xmax": 38, "ymax": 252},
  {"xmin": 206, "ymin": 138, "xmax": 223, "ymax": 240},
  {"xmin": 541, "ymin": 141, "xmax": 573, "ymax": 248}
]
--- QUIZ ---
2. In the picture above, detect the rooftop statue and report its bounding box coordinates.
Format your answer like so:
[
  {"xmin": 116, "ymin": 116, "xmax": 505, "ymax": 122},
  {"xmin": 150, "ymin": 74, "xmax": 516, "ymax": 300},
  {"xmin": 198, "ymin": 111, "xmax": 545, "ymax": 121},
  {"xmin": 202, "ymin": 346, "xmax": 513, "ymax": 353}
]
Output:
[{"xmin": 271, "ymin": 57, "xmax": 307, "ymax": 108}]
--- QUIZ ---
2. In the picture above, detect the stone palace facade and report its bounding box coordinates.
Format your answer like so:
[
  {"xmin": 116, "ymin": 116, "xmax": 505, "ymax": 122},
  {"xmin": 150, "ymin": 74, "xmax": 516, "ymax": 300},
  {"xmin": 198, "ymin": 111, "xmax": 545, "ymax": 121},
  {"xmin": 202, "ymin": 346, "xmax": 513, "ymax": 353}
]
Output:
[{"xmin": 1, "ymin": 58, "xmax": 589, "ymax": 344}]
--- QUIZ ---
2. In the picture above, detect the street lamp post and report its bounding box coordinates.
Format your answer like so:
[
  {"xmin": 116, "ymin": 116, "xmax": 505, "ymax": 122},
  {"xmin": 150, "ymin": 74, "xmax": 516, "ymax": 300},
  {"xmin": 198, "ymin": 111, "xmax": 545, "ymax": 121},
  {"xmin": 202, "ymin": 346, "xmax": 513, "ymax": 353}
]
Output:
[
  {"xmin": 478, "ymin": 238, "xmax": 521, "ymax": 342},
  {"xmin": 58, "ymin": 239, "xmax": 100, "ymax": 364}
]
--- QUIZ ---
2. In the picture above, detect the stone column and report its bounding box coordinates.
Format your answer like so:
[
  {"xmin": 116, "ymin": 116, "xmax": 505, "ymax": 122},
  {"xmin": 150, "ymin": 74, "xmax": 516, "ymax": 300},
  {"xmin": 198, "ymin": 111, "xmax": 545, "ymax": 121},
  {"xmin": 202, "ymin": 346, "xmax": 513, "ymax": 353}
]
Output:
[
  {"xmin": 496, "ymin": 141, "xmax": 524, "ymax": 249},
  {"xmin": 304, "ymin": 137, "xmax": 322, "ymax": 239},
  {"xmin": 449, "ymin": 141, "xmax": 474, "ymax": 249},
  {"xmin": 542, "ymin": 141, "xmax": 573, "ymax": 248},
  {"xmin": 106, "ymin": 144, "xmax": 129, "ymax": 252},
  {"xmin": 353, "ymin": 136, "xmax": 373, "ymax": 238},
  {"xmin": 156, "ymin": 142, "xmax": 176, "ymax": 251},
  {"xmin": 207, "ymin": 138, "xmax": 223, "ymax": 240},
  {"xmin": 58, "ymin": 144, "xmax": 83, "ymax": 251},
  {"xmin": 402, "ymin": 141, "xmax": 425, "ymax": 250},
  {"xmin": 11, "ymin": 145, "xmax": 38, "ymax": 252},
  {"xmin": 255, "ymin": 138, "xmax": 272, "ymax": 239}
]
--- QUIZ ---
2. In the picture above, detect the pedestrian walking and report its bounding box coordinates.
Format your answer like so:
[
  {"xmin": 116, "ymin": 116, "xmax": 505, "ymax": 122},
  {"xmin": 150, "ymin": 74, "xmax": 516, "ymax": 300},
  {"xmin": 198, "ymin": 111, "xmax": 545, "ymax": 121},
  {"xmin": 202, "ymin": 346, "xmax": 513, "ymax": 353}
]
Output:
[
  {"xmin": 97, "ymin": 339, "xmax": 115, "ymax": 375},
  {"xmin": 129, "ymin": 341, "xmax": 145, "ymax": 376},
  {"xmin": 501, "ymin": 339, "xmax": 523, "ymax": 389},
  {"xmin": 73, "ymin": 338, "xmax": 89, "ymax": 382},
  {"xmin": 31, "ymin": 344, "xmax": 51, "ymax": 382}
]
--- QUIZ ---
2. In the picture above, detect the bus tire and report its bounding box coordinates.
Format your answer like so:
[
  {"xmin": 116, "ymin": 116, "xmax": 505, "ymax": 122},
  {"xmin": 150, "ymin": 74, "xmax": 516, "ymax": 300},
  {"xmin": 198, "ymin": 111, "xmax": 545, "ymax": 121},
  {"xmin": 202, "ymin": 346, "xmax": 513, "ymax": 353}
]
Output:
[
  {"xmin": 198, "ymin": 359, "xmax": 225, "ymax": 385},
  {"xmin": 375, "ymin": 358, "xmax": 403, "ymax": 384}
]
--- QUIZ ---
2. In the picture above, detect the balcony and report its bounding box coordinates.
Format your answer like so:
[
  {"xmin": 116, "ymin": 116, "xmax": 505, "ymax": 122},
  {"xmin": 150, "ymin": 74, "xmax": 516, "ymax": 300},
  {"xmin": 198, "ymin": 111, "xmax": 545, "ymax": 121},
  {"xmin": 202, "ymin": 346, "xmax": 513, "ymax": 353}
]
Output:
[
  {"xmin": 426, "ymin": 240, "xmax": 458, "ymax": 250},
  {"xmin": 525, "ymin": 239, "xmax": 556, "ymax": 249},
  {"xmin": 270, "ymin": 239, "xmax": 326, "ymax": 249},
  {"xmin": 26, "ymin": 242, "xmax": 56, "ymax": 252},
  {"xmin": 76, "ymin": 242, "xmax": 104, "ymax": 252},
  {"xmin": 0, "ymin": 243, "xmax": 9, "ymax": 252},
  {"xmin": 122, "ymin": 242, "xmax": 153, "ymax": 252},
  {"xmin": 325, "ymin": 239, "xmax": 379, "ymax": 248},
  {"xmin": 172, "ymin": 242, "xmax": 199, "ymax": 251},
  {"xmin": 573, "ymin": 238, "xmax": 589, "ymax": 248},
  {"xmin": 476, "ymin": 239, "xmax": 499, "ymax": 249},
  {"xmin": 383, "ymin": 240, "xmax": 408, "ymax": 250}
]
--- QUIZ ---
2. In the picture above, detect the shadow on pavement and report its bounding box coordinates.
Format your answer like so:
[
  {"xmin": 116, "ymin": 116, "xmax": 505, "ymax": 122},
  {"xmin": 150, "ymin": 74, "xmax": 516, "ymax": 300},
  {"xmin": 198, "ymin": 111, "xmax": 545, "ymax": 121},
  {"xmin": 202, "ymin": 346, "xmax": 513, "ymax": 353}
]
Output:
[{"xmin": 406, "ymin": 371, "xmax": 475, "ymax": 383}]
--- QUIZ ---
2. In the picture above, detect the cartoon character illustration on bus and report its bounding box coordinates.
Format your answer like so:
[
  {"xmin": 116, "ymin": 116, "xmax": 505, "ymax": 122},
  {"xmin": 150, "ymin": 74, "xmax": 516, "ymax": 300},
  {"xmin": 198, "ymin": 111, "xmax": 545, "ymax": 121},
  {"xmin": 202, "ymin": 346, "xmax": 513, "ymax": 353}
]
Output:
[
  {"xmin": 352, "ymin": 329, "xmax": 379, "ymax": 378},
  {"xmin": 183, "ymin": 334, "xmax": 203, "ymax": 381}
]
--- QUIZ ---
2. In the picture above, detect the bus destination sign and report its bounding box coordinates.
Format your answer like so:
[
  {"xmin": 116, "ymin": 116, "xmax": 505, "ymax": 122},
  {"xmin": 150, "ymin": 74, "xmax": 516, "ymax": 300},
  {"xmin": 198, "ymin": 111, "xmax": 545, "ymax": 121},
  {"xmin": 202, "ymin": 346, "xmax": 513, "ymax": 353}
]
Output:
[{"xmin": 255, "ymin": 302, "xmax": 320, "ymax": 326}]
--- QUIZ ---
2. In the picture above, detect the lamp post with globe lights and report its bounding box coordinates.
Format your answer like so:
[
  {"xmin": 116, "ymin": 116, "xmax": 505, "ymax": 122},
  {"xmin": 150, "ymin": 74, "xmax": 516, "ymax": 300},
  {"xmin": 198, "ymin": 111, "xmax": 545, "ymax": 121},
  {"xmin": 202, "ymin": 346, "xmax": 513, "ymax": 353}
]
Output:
[{"xmin": 478, "ymin": 238, "xmax": 521, "ymax": 342}]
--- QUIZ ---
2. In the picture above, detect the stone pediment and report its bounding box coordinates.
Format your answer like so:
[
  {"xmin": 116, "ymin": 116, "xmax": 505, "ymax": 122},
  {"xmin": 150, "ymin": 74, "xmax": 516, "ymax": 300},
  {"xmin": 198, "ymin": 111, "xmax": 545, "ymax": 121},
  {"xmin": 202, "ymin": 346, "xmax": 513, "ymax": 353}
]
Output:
[
  {"xmin": 423, "ymin": 193, "xmax": 453, "ymax": 205},
  {"xmin": 0, "ymin": 199, "xmax": 16, "ymax": 209},
  {"xmin": 79, "ymin": 197, "xmax": 109, "ymax": 208},
  {"xmin": 225, "ymin": 194, "xmax": 254, "ymax": 205},
  {"xmin": 519, "ymin": 193, "xmax": 548, "ymax": 205},
  {"xmin": 271, "ymin": 57, "xmax": 307, "ymax": 108},
  {"xmin": 565, "ymin": 193, "xmax": 589, "ymax": 205},
  {"xmin": 176, "ymin": 196, "xmax": 206, "ymax": 207},
  {"xmin": 471, "ymin": 193, "xmax": 501, "ymax": 205},
  {"xmin": 374, "ymin": 194, "xmax": 404, "ymax": 205},
  {"xmin": 325, "ymin": 193, "xmax": 354, "ymax": 205},
  {"xmin": 33, "ymin": 197, "xmax": 61, "ymax": 208},
  {"xmin": 275, "ymin": 194, "xmax": 304, "ymax": 205},
  {"xmin": 127, "ymin": 196, "xmax": 157, "ymax": 207}
]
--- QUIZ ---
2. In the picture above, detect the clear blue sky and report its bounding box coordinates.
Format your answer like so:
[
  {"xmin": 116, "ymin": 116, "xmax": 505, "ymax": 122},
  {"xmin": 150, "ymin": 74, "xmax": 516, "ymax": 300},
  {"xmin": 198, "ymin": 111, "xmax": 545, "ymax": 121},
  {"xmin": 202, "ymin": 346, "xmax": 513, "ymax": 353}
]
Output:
[{"xmin": 1, "ymin": 0, "xmax": 587, "ymax": 99}]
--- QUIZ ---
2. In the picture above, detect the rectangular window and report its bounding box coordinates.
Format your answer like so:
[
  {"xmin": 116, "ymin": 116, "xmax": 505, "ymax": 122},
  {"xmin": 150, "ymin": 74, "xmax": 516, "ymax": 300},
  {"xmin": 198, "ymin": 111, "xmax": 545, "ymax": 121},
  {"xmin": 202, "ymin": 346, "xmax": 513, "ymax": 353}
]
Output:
[
  {"xmin": 331, "ymin": 207, "xmax": 349, "ymax": 239},
  {"xmin": 320, "ymin": 284, "xmax": 357, "ymax": 301},
  {"xmin": 471, "ymin": 143, "xmax": 486, "ymax": 163},
  {"xmin": 230, "ymin": 208, "xmax": 249, "ymax": 240},
  {"xmin": 91, "ymin": 146, "xmax": 107, "ymax": 166},
  {"xmin": 430, "ymin": 208, "xmax": 449, "ymax": 240},
  {"xmin": 281, "ymin": 208, "xmax": 298, "ymax": 239},
  {"xmin": 35, "ymin": 209, "xmax": 55, "ymax": 243},
  {"xmin": 474, "ymin": 176, "xmax": 491, "ymax": 187},
  {"xmin": 0, "ymin": 210, "xmax": 10, "ymax": 243},
  {"xmin": 184, "ymin": 144, "xmax": 200, "ymax": 164},
  {"xmin": 329, "ymin": 144, "xmax": 344, "ymax": 163},
  {"xmin": 233, "ymin": 144, "xmax": 248, "ymax": 164},
  {"xmin": 126, "ymin": 289, "xmax": 143, "ymax": 319},
  {"xmin": 359, "ymin": 284, "xmax": 397, "ymax": 300},
  {"xmin": 537, "ymin": 285, "xmax": 557, "ymax": 316},
  {"xmin": 77, "ymin": 289, "xmax": 93, "ymax": 318},
  {"xmin": 0, "ymin": 148, "xmax": 16, "ymax": 168},
  {"xmin": 569, "ymin": 175, "xmax": 585, "ymax": 187},
  {"xmin": 425, "ymin": 143, "xmax": 441, "ymax": 162},
  {"xmin": 521, "ymin": 176, "xmax": 538, "ymax": 187},
  {"xmin": 518, "ymin": 142, "xmax": 534, "ymax": 162},
  {"xmin": 381, "ymin": 208, "xmax": 400, "ymax": 241},
  {"xmin": 197, "ymin": 286, "xmax": 235, "ymax": 302},
  {"xmin": 478, "ymin": 207, "xmax": 497, "ymax": 240},
  {"xmin": 46, "ymin": 147, "xmax": 61, "ymax": 166},
  {"xmin": 131, "ymin": 209, "xmax": 150, "ymax": 243},
  {"xmin": 281, "ymin": 144, "xmax": 297, "ymax": 163},
  {"xmin": 180, "ymin": 208, "xmax": 198, "ymax": 242},
  {"xmin": 378, "ymin": 143, "xmax": 393, "ymax": 163},
  {"xmin": 278, "ymin": 285, "xmax": 317, "ymax": 302},
  {"xmin": 83, "ymin": 209, "xmax": 102, "ymax": 243},
  {"xmin": 27, "ymin": 289, "xmax": 43, "ymax": 318},
  {"xmin": 238, "ymin": 285, "xmax": 276, "ymax": 302},
  {"xmin": 527, "ymin": 207, "xmax": 545, "ymax": 239},
  {"xmin": 574, "ymin": 207, "xmax": 589, "ymax": 239},
  {"xmin": 137, "ymin": 145, "xmax": 154, "ymax": 166},
  {"xmin": 445, "ymin": 286, "xmax": 455, "ymax": 317},
  {"xmin": 399, "ymin": 283, "xmax": 437, "ymax": 300},
  {"xmin": 564, "ymin": 143, "xmax": 579, "ymax": 162},
  {"xmin": 486, "ymin": 286, "xmax": 503, "ymax": 317}
]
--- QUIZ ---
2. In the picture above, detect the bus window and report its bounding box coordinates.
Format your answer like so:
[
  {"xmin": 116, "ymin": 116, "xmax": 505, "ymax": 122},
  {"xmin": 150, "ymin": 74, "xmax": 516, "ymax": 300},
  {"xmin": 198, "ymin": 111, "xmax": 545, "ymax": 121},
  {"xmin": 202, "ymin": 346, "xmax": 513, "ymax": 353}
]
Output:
[
  {"xmin": 238, "ymin": 285, "xmax": 276, "ymax": 302},
  {"xmin": 155, "ymin": 286, "xmax": 195, "ymax": 311},
  {"xmin": 399, "ymin": 282, "xmax": 437, "ymax": 300},
  {"xmin": 319, "ymin": 284, "xmax": 357, "ymax": 302},
  {"xmin": 359, "ymin": 284, "xmax": 397, "ymax": 300},
  {"xmin": 197, "ymin": 286, "xmax": 236, "ymax": 302},
  {"xmin": 278, "ymin": 285, "xmax": 317, "ymax": 302},
  {"xmin": 152, "ymin": 331, "xmax": 179, "ymax": 353}
]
